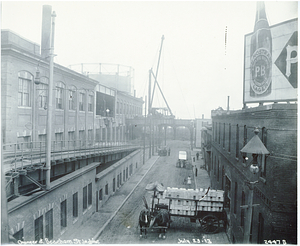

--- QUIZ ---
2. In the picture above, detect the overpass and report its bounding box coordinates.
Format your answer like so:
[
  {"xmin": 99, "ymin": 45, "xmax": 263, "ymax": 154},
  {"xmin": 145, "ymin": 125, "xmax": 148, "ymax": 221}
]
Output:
[{"xmin": 126, "ymin": 115, "xmax": 195, "ymax": 149}]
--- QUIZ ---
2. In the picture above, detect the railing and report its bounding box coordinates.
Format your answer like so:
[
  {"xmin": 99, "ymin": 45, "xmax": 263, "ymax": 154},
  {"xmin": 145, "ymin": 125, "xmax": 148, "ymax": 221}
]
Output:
[{"xmin": 3, "ymin": 140, "xmax": 140, "ymax": 174}]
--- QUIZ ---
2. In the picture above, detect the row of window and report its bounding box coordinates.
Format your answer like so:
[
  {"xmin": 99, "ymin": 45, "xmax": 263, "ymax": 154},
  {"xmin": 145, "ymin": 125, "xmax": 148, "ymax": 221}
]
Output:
[
  {"xmin": 212, "ymin": 123, "xmax": 267, "ymax": 178},
  {"xmin": 210, "ymin": 154, "xmax": 265, "ymax": 243},
  {"xmin": 18, "ymin": 71, "xmax": 142, "ymax": 116},
  {"xmin": 98, "ymin": 164, "xmax": 134, "ymax": 201}
]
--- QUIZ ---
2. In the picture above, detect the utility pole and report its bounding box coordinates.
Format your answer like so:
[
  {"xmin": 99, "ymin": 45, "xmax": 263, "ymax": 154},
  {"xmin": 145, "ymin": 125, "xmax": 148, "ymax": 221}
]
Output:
[
  {"xmin": 45, "ymin": 10, "xmax": 56, "ymax": 190},
  {"xmin": 148, "ymin": 69, "xmax": 152, "ymax": 158},
  {"xmin": 143, "ymin": 96, "xmax": 147, "ymax": 164}
]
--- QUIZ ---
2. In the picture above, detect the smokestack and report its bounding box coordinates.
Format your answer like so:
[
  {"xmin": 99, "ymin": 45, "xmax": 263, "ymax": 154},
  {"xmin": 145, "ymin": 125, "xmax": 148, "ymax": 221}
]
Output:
[
  {"xmin": 227, "ymin": 96, "xmax": 230, "ymax": 111},
  {"xmin": 41, "ymin": 5, "xmax": 52, "ymax": 59},
  {"xmin": 202, "ymin": 114, "xmax": 204, "ymax": 119}
]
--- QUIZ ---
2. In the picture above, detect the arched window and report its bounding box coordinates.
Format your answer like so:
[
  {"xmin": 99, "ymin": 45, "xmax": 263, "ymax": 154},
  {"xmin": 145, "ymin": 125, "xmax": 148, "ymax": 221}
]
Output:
[
  {"xmin": 79, "ymin": 89, "xmax": 86, "ymax": 111},
  {"xmin": 68, "ymin": 85, "xmax": 76, "ymax": 110},
  {"xmin": 88, "ymin": 91, "xmax": 94, "ymax": 112},
  {"xmin": 56, "ymin": 81, "xmax": 65, "ymax": 109},
  {"xmin": 37, "ymin": 77, "xmax": 49, "ymax": 109},
  {"xmin": 18, "ymin": 71, "xmax": 33, "ymax": 107}
]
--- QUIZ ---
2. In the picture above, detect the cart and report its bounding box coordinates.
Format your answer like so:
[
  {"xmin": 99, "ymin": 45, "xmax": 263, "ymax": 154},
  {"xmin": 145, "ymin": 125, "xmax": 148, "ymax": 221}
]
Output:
[{"xmin": 150, "ymin": 186, "xmax": 226, "ymax": 234}]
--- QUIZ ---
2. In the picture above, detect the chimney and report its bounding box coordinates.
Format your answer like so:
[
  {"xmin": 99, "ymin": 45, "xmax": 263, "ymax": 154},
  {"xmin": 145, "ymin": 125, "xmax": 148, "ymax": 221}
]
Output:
[
  {"xmin": 41, "ymin": 5, "xmax": 52, "ymax": 59},
  {"xmin": 134, "ymin": 90, "xmax": 136, "ymax": 97},
  {"xmin": 227, "ymin": 96, "xmax": 230, "ymax": 111}
]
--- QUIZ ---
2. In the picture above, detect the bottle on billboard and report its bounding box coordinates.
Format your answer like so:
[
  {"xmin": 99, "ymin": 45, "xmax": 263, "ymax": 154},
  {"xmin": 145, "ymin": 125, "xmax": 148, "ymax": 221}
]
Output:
[{"xmin": 250, "ymin": 1, "xmax": 272, "ymax": 98}]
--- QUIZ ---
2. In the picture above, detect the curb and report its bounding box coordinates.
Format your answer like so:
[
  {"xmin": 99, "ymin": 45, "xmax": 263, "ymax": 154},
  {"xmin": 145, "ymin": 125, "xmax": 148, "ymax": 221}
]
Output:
[{"xmin": 93, "ymin": 156, "xmax": 159, "ymax": 239}]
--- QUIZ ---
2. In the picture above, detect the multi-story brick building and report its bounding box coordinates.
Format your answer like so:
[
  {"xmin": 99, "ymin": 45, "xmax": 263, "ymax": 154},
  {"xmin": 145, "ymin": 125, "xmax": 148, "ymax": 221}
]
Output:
[
  {"xmin": 207, "ymin": 2, "xmax": 297, "ymax": 243},
  {"xmin": 1, "ymin": 29, "xmax": 143, "ymax": 147},
  {"xmin": 209, "ymin": 104, "xmax": 297, "ymax": 243}
]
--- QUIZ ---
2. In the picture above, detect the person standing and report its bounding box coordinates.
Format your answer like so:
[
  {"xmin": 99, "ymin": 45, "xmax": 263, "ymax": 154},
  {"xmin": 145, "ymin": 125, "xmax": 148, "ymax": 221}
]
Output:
[{"xmin": 187, "ymin": 176, "xmax": 192, "ymax": 186}]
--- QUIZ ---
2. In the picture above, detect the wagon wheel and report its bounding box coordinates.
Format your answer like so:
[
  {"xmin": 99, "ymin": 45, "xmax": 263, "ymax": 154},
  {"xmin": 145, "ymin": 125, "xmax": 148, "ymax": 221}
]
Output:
[{"xmin": 200, "ymin": 214, "xmax": 219, "ymax": 234}]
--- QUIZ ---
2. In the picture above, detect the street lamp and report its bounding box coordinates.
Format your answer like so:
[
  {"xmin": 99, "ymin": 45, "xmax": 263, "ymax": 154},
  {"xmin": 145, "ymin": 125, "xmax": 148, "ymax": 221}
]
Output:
[{"xmin": 240, "ymin": 127, "xmax": 270, "ymax": 243}]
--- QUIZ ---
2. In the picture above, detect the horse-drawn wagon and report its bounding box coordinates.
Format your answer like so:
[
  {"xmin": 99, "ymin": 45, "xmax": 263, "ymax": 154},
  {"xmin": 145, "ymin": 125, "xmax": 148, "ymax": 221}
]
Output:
[{"xmin": 139, "ymin": 182, "xmax": 226, "ymax": 239}]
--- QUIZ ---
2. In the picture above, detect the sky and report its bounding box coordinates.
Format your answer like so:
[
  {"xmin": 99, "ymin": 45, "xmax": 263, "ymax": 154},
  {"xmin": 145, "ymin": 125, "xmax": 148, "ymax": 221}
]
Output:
[{"xmin": 1, "ymin": 1, "xmax": 298, "ymax": 119}]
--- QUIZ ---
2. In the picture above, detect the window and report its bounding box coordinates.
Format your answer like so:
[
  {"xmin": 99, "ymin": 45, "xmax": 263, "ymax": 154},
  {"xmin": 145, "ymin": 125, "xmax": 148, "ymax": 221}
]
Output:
[
  {"xmin": 88, "ymin": 183, "xmax": 92, "ymax": 206},
  {"xmin": 126, "ymin": 167, "xmax": 128, "ymax": 179},
  {"xmin": 13, "ymin": 229, "xmax": 24, "ymax": 241},
  {"xmin": 221, "ymin": 166, "xmax": 225, "ymax": 190},
  {"xmin": 79, "ymin": 130, "xmax": 85, "ymax": 145},
  {"xmin": 68, "ymin": 86, "xmax": 76, "ymax": 110},
  {"xmin": 117, "ymin": 174, "xmax": 119, "ymax": 188},
  {"xmin": 88, "ymin": 93, "xmax": 94, "ymax": 112},
  {"xmin": 223, "ymin": 123, "xmax": 225, "ymax": 148},
  {"xmin": 241, "ymin": 191, "xmax": 245, "ymax": 228},
  {"xmin": 83, "ymin": 186, "xmax": 88, "ymax": 210},
  {"xmin": 218, "ymin": 123, "xmax": 221, "ymax": 144},
  {"xmin": 234, "ymin": 182, "xmax": 238, "ymax": 214},
  {"xmin": 261, "ymin": 127, "xmax": 267, "ymax": 178},
  {"xmin": 38, "ymin": 134, "xmax": 46, "ymax": 145},
  {"xmin": 68, "ymin": 131, "xmax": 75, "ymax": 142},
  {"xmin": 224, "ymin": 176, "xmax": 231, "ymax": 211},
  {"xmin": 61, "ymin": 200, "xmax": 67, "ymax": 229},
  {"xmin": 105, "ymin": 184, "xmax": 108, "ymax": 195},
  {"xmin": 99, "ymin": 189, "xmax": 103, "ymax": 200},
  {"xmin": 45, "ymin": 209, "xmax": 53, "ymax": 240},
  {"xmin": 18, "ymin": 71, "xmax": 32, "ymax": 107},
  {"xmin": 236, "ymin": 125, "xmax": 239, "ymax": 158},
  {"xmin": 217, "ymin": 159, "xmax": 219, "ymax": 182},
  {"xmin": 123, "ymin": 170, "xmax": 125, "ymax": 182},
  {"xmin": 56, "ymin": 82, "xmax": 64, "ymax": 109},
  {"xmin": 55, "ymin": 132, "xmax": 63, "ymax": 142},
  {"xmin": 73, "ymin": 192, "xmax": 78, "ymax": 218},
  {"xmin": 243, "ymin": 125, "xmax": 247, "ymax": 146},
  {"xmin": 35, "ymin": 215, "xmax": 43, "ymax": 241},
  {"xmin": 38, "ymin": 83, "xmax": 48, "ymax": 109},
  {"xmin": 88, "ymin": 130, "xmax": 93, "ymax": 143},
  {"xmin": 120, "ymin": 172, "xmax": 122, "ymax": 185},
  {"xmin": 242, "ymin": 125, "xmax": 248, "ymax": 162},
  {"xmin": 79, "ymin": 92, "xmax": 85, "ymax": 111},
  {"xmin": 113, "ymin": 178, "xmax": 116, "ymax": 192},
  {"xmin": 228, "ymin": 124, "xmax": 231, "ymax": 152},
  {"xmin": 257, "ymin": 213, "xmax": 264, "ymax": 244}
]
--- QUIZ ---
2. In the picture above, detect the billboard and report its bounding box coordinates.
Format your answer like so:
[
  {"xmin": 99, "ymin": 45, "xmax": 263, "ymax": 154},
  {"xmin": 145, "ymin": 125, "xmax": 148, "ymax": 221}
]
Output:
[{"xmin": 243, "ymin": 18, "xmax": 298, "ymax": 104}]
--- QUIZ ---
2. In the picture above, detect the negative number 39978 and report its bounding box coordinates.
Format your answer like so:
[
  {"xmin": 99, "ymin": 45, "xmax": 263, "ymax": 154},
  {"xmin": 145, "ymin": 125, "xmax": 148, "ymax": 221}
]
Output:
[{"xmin": 264, "ymin": 240, "xmax": 286, "ymax": 244}]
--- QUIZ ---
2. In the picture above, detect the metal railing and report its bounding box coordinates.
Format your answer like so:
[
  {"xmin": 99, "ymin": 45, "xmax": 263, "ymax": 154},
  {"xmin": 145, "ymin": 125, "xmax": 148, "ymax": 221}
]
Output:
[{"xmin": 3, "ymin": 140, "xmax": 140, "ymax": 174}]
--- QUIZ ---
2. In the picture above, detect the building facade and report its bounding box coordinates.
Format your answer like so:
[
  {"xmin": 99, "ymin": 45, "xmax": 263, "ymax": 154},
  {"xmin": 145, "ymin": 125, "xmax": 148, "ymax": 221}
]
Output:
[
  {"xmin": 209, "ymin": 104, "xmax": 297, "ymax": 244},
  {"xmin": 1, "ymin": 29, "xmax": 143, "ymax": 148}
]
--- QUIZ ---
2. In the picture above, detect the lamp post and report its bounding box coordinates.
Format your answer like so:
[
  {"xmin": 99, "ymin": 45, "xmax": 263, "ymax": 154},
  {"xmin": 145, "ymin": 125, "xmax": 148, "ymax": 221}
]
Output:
[{"xmin": 240, "ymin": 128, "xmax": 269, "ymax": 243}]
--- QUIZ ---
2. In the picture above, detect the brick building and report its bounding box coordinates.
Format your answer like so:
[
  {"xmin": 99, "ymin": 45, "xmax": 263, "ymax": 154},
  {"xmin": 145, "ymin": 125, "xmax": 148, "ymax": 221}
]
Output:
[
  {"xmin": 1, "ymin": 29, "xmax": 143, "ymax": 147},
  {"xmin": 209, "ymin": 104, "xmax": 297, "ymax": 244}
]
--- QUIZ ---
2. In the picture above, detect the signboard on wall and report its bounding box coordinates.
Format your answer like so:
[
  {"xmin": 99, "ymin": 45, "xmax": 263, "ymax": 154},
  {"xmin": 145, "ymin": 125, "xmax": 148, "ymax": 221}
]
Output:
[{"xmin": 243, "ymin": 18, "xmax": 298, "ymax": 104}]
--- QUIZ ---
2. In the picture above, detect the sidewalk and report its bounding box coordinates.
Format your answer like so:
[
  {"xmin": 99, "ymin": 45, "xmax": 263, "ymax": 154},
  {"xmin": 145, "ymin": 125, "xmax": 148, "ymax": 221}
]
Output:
[
  {"xmin": 61, "ymin": 155, "xmax": 159, "ymax": 241},
  {"xmin": 191, "ymin": 148, "xmax": 231, "ymax": 244}
]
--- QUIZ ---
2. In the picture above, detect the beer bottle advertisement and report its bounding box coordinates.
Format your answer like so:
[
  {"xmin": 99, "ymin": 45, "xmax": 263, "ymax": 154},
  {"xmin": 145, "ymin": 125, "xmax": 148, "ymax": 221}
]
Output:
[{"xmin": 250, "ymin": 1, "xmax": 272, "ymax": 97}]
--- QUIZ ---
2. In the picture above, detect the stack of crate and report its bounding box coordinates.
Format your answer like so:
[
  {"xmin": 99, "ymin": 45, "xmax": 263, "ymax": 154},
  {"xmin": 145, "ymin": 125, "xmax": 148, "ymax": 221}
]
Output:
[
  {"xmin": 163, "ymin": 187, "xmax": 224, "ymax": 215},
  {"xmin": 198, "ymin": 189, "xmax": 224, "ymax": 212}
]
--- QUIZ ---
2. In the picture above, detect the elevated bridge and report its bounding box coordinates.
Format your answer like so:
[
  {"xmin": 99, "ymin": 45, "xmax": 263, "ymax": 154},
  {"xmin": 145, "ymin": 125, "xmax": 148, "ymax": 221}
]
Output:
[{"xmin": 126, "ymin": 116, "xmax": 195, "ymax": 148}]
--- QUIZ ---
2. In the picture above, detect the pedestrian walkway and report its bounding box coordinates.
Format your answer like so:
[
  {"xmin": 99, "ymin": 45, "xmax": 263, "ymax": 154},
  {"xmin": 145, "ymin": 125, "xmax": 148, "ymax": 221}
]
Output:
[
  {"xmin": 61, "ymin": 155, "xmax": 159, "ymax": 241},
  {"xmin": 191, "ymin": 148, "xmax": 231, "ymax": 244}
]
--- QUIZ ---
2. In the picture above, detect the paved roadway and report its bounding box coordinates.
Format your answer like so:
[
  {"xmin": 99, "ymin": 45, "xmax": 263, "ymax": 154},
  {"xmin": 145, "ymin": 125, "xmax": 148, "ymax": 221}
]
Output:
[{"xmin": 64, "ymin": 140, "xmax": 230, "ymax": 244}]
